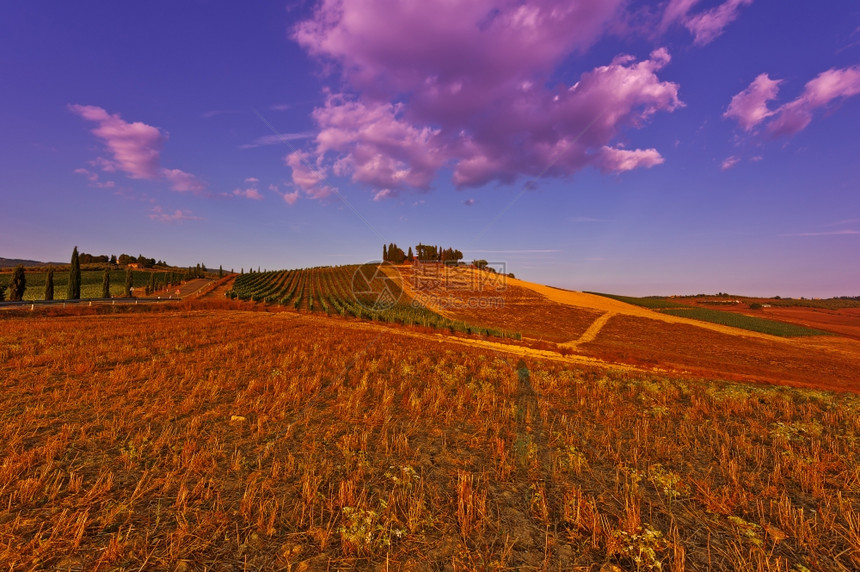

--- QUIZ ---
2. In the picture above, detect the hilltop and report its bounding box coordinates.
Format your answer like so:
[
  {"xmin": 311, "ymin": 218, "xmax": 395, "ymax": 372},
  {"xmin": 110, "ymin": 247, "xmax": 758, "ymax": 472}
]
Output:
[{"xmin": 0, "ymin": 256, "xmax": 63, "ymax": 268}]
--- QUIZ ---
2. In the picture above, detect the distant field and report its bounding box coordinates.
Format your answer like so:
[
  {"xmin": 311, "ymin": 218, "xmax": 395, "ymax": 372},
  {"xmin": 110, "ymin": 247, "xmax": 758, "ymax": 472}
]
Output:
[
  {"xmin": 661, "ymin": 307, "xmax": 831, "ymax": 337},
  {"xmin": 2, "ymin": 269, "xmax": 130, "ymax": 300},
  {"xmin": 588, "ymin": 292, "xmax": 830, "ymax": 337},
  {"xmin": 585, "ymin": 292, "xmax": 688, "ymax": 309},
  {"xmin": 0, "ymin": 269, "xmax": 178, "ymax": 300},
  {"xmin": 767, "ymin": 297, "xmax": 860, "ymax": 310}
]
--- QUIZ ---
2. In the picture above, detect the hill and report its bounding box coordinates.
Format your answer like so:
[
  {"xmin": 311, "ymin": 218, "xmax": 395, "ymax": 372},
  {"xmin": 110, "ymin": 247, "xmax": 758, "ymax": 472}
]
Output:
[
  {"xmin": 206, "ymin": 263, "xmax": 860, "ymax": 392},
  {"xmin": 0, "ymin": 256, "xmax": 61, "ymax": 268}
]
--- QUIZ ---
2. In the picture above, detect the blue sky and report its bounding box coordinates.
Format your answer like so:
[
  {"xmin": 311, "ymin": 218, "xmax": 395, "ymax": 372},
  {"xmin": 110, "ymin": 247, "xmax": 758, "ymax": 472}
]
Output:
[{"xmin": 1, "ymin": 1, "xmax": 858, "ymax": 296}]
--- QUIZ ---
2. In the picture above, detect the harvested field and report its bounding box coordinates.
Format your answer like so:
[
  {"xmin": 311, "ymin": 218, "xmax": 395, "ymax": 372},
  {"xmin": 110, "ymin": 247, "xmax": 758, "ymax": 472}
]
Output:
[
  {"xmin": 1, "ymin": 309, "xmax": 858, "ymax": 570},
  {"xmin": 580, "ymin": 314, "xmax": 860, "ymax": 392}
]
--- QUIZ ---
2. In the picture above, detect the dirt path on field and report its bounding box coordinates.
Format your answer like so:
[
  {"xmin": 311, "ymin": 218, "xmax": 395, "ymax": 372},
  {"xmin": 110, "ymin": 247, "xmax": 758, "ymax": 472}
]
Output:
[
  {"xmin": 562, "ymin": 311, "xmax": 616, "ymax": 348},
  {"xmin": 264, "ymin": 311, "xmax": 639, "ymax": 373},
  {"xmin": 514, "ymin": 279, "xmax": 792, "ymax": 343},
  {"xmin": 388, "ymin": 265, "xmax": 800, "ymax": 345}
]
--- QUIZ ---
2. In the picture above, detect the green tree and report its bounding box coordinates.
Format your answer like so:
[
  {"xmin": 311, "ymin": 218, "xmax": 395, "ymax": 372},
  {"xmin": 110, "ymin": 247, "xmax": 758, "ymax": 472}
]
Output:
[
  {"xmin": 147, "ymin": 272, "xmax": 156, "ymax": 295},
  {"xmin": 44, "ymin": 267, "xmax": 54, "ymax": 301},
  {"xmin": 0, "ymin": 282, "xmax": 5, "ymax": 301},
  {"xmin": 102, "ymin": 268, "xmax": 111, "ymax": 298},
  {"xmin": 472, "ymin": 259, "xmax": 488, "ymax": 270},
  {"xmin": 387, "ymin": 244, "xmax": 406, "ymax": 264},
  {"xmin": 383, "ymin": 244, "xmax": 388, "ymax": 261},
  {"xmin": 219, "ymin": 265, "xmax": 223, "ymax": 279},
  {"xmin": 407, "ymin": 246, "xmax": 414, "ymax": 262},
  {"xmin": 124, "ymin": 268, "xmax": 133, "ymax": 297},
  {"xmin": 9, "ymin": 265, "xmax": 26, "ymax": 301},
  {"xmin": 67, "ymin": 246, "xmax": 81, "ymax": 299}
]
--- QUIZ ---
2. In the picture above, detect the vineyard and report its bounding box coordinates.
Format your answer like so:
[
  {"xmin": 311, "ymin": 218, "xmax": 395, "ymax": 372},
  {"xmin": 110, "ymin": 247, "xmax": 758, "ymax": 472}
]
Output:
[
  {"xmin": 227, "ymin": 265, "xmax": 519, "ymax": 338},
  {"xmin": 1, "ymin": 269, "xmax": 168, "ymax": 301}
]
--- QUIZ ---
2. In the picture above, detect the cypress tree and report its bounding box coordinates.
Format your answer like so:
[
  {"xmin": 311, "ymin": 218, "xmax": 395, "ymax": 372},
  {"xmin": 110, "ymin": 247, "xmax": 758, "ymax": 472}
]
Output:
[
  {"xmin": 383, "ymin": 244, "xmax": 388, "ymax": 261},
  {"xmin": 44, "ymin": 266, "xmax": 54, "ymax": 301},
  {"xmin": 147, "ymin": 272, "xmax": 156, "ymax": 295},
  {"xmin": 67, "ymin": 246, "xmax": 81, "ymax": 300},
  {"xmin": 0, "ymin": 283, "xmax": 5, "ymax": 301},
  {"xmin": 219, "ymin": 265, "xmax": 223, "ymax": 279},
  {"xmin": 9, "ymin": 265, "xmax": 26, "ymax": 301},
  {"xmin": 102, "ymin": 268, "xmax": 111, "ymax": 298},
  {"xmin": 407, "ymin": 246, "xmax": 414, "ymax": 262},
  {"xmin": 124, "ymin": 268, "xmax": 133, "ymax": 297}
]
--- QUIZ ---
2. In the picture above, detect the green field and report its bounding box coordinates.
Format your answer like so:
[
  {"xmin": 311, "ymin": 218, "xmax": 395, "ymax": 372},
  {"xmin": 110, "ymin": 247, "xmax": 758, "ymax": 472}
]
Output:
[
  {"xmin": 767, "ymin": 297, "xmax": 860, "ymax": 310},
  {"xmin": 660, "ymin": 307, "xmax": 830, "ymax": 337},
  {"xmin": 0, "ymin": 269, "xmax": 170, "ymax": 301},
  {"xmin": 588, "ymin": 292, "xmax": 831, "ymax": 337},
  {"xmin": 585, "ymin": 292, "xmax": 688, "ymax": 309}
]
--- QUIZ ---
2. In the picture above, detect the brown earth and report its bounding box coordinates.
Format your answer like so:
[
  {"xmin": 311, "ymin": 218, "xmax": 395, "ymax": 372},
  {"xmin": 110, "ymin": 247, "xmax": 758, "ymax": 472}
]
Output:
[
  {"xmin": 389, "ymin": 265, "xmax": 860, "ymax": 393},
  {"xmin": 2, "ymin": 309, "xmax": 858, "ymax": 570}
]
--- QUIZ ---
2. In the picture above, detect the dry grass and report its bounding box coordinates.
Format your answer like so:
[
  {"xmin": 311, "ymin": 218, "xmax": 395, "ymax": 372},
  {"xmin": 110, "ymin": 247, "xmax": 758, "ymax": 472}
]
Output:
[
  {"xmin": 0, "ymin": 309, "xmax": 858, "ymax": 570},
  {"xmin": 583, "ymin": 314, "xmax": 860, "ymax": 392}
]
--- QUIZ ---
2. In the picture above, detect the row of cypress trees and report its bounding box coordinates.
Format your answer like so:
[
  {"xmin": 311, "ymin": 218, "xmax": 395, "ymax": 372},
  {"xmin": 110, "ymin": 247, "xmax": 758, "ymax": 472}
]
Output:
[{"xmin": 3, "ymin": 246, "xmax": 136, "ymax": 302}]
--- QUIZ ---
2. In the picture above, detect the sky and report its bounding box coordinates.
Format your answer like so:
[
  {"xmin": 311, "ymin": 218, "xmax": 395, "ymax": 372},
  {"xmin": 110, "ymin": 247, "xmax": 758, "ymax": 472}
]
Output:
[{"xmin": 1, "ymin": 0, "xmax": 858, "ymax": 297}]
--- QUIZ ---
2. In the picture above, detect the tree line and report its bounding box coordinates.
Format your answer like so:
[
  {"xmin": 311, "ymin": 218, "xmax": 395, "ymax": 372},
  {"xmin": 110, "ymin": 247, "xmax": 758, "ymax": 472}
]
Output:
[
  {"xmin": 0, "ymin": 247, "xmax": 209, "ymax": 302},
  {"xmin": 382, "ymin": 243, "xmax": 464, "ymax": 264},
  {"xmin": 76, "ymin": 252, "xmax": 170, "ymax": 268}
]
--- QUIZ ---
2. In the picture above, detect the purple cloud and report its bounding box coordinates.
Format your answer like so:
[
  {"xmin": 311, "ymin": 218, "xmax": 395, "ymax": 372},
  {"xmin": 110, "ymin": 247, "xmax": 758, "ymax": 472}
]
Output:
[
  {"xmin": 70, "ymin": 104, "xmax": 206, "ymax": 193},
  {"xmin": 289, "ymin": 1, "xmax": 681, "ymax": 194},
  {"xmin": 162, "ymin": 168, "xmax": 205, "ymax": 193},
  {"xmin": 373, "ymin": 189, "xmax": 395, "ymax": 202},
  {"xmin": 149, "ymin": 206, "xmax": 202, "ymax": 223},
  {"xmin": 74, "ymin": 167, "xmax": 116, "ymax": 189},
  {"xmin": 721, "ymin": 155, "xmax": 741, "ymax": 170},
  {"xmin": 285, "ymin": 150, "xmax": 334, "ymax": 200},
  {"xmin": 725, "ymin": 66, "xmax": 860, "ymax": 137},
  {"xmin": 723, "ymin": 73, "xmax": 781, "ymax": 131},
  {"xmin": 69, "ymin": 104, "xmax": 164, "ymax": 179},
  {"xmin": 662, "ymin": 0, "xmax": 753, "ymax": 46},
  {"xmin": 232, "ymin": 188, "xmax": 264, "ymax": 200}
]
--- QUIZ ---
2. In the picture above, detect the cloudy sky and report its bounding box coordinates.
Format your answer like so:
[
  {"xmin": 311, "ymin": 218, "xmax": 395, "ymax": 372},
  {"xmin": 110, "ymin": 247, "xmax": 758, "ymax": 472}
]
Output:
[{"xmin": 1, "ymin": 1, "xmax": 858, "ymax": 296}]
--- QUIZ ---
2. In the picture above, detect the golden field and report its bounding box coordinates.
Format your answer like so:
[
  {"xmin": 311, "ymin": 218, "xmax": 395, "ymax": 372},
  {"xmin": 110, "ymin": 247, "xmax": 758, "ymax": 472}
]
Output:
[{"xmin": 1, "ymin": 301, "xmax": 859, "ymax": 570}]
